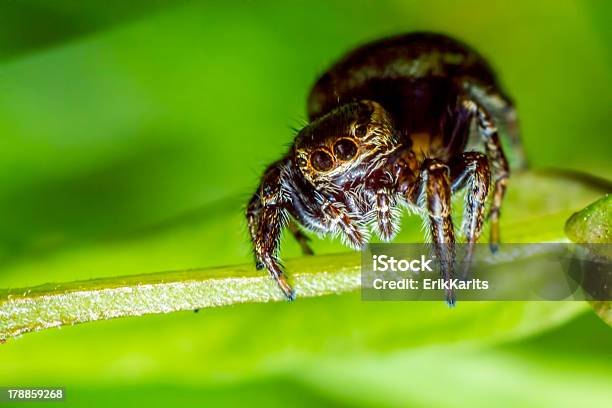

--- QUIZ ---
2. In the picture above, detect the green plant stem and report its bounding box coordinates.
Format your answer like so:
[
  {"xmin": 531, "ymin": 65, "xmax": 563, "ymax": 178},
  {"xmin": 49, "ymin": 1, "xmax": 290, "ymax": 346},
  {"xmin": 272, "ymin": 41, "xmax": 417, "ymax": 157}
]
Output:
[{"xmin": 0, "ymin": 254, "xmax": 361, "ymax": 341}]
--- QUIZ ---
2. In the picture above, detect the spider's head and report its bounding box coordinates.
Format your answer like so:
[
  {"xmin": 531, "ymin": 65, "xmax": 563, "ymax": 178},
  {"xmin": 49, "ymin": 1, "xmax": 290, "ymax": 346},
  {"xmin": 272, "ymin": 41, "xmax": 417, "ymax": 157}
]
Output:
[{"xmin": 293, "ymin": 100, "xmax": 397, "ymax": 187}]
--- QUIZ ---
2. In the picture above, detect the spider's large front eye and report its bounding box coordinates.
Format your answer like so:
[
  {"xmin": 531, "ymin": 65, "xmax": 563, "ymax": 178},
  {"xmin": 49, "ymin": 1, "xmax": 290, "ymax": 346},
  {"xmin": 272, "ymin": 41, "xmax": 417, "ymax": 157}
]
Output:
[
  {"xmin": 310, "ymin": 150, "xmax": 334, "ymax": 172},
  {"xmin": 333, "ymin": 138, "xmax": 358, "ymax": 161}
]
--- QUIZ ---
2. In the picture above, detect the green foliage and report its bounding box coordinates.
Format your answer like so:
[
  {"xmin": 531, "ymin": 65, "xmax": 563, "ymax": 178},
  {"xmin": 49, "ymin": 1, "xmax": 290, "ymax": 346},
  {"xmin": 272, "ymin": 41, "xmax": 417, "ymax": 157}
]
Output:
[
  {"xmin": 0, "ymin": 1, "xmax": 611, "ymax": 407},
  {"xmin": 566, "ymin": 194, "xmax": 611, "ymax": 244},
  {"xmin": 565, "ymin": 194, "xmax": 612, "ymax": 325}
]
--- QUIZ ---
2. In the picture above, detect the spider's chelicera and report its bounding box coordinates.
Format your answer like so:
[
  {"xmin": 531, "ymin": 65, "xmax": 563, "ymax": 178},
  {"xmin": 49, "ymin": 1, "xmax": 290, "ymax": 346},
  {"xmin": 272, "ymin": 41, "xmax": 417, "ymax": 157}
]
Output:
[{"xmin": 246, "ymin": 33, "xmax": 526, "ymax": 303}]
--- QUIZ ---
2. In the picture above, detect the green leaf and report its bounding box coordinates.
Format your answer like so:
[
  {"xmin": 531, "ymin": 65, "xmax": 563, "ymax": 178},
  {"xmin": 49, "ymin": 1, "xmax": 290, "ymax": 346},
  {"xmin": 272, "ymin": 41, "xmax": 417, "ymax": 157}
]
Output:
[
  {"xmin": 0, "ymin": 0, "xmax": 189, "ymax": 62},
  {"xmin": 565, "ymin": 193, "xmax": 611, "ymax": 244},
  {"xmin": 1, "ymin": 1, "xmax": 611, "ymax": 406},
  {"xmin": 565, "ymin": 194, "xmax": 612, "ymax": 325}
]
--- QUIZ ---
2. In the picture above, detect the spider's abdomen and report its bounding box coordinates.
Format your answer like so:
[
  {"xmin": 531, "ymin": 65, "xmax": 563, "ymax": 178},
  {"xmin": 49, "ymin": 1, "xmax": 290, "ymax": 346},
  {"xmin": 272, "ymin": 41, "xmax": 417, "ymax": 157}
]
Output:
[
  {"xmin": 308, "ymin": 33, "xmax": 498, "ymax": 119},
  {"xmin": 306, "ymin": 33, "xmax": 507, "ymax": 159}
]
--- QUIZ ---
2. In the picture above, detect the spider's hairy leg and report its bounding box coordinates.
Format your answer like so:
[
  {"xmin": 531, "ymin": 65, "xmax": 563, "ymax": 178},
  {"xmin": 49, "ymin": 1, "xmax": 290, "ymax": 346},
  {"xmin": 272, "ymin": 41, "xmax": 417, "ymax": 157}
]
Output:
[
  {"xmin": 246, "ymin": 193, "xmax": 264, "ymax": 268},
  {"xmin": 287, "ymin": 220, "xmax": 314, "ymax": 255},
  {"xmin": 450, "ymin": 151, "xmax": 491, "ymax": 277},
  {"xmin": 246, "ymin": 163, "xmax": 295, "ymax": 300},
  {"xmin": 459, "ymin": 77, "xmax": 527, "ymax": 169},
  {"xmin": 253, "ymin": 206, "xmax": 294, "ymax": 300},
  {"xmin": 420, "ymin": 159, "xmax": 456, "ymax": 305},
  {"xmin": 475, "ymin": 105, "xmax": 510, "ymax": 253}
]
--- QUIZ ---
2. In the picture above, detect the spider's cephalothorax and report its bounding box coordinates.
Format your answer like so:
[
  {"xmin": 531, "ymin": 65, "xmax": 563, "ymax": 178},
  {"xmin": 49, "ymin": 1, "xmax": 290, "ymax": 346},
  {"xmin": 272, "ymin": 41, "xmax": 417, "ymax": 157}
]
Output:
[{"xmin": 247, "ymin": 33, "xmax": 526, "ymax": 303}]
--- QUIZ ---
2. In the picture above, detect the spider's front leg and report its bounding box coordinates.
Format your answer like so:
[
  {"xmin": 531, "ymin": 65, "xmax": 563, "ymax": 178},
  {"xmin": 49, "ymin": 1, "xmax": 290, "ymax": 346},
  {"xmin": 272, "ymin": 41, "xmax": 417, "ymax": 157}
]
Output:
[
  {"xmin": 246, "ymin": 163, "xmax": 295, "ymax": 300},
  {"xmin": 450, "ymin": 151, "xmax": 491, "ymax": 276},
  {"xmin": 419, "ymin": 159, "xmax": 457, "ymax": 305}
]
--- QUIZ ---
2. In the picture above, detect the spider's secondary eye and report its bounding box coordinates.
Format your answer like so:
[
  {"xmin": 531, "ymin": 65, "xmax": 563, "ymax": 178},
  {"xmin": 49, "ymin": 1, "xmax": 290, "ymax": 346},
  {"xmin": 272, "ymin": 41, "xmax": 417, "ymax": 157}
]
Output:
[
  {"xmin": 333, "ymin": 138, "xmax": 358, "ymax": 161},
  {"xmin": 297, "ymin": 157, "xmax": 308, "ymax": 168},
  {"xmin": 310, "ymin": 150, "xmax": 334, "ymax": 171},
  {"xmin": 354, "ymin": 125, "xmax": 368, "ymax": 138}
]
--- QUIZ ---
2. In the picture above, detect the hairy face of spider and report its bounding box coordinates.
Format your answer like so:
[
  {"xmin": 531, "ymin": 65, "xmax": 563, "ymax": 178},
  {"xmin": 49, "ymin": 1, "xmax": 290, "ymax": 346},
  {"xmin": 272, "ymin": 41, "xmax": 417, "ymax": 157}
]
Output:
[{"xmin": 293, "ymin": 100, "xmax": 397, "ymax": 187}]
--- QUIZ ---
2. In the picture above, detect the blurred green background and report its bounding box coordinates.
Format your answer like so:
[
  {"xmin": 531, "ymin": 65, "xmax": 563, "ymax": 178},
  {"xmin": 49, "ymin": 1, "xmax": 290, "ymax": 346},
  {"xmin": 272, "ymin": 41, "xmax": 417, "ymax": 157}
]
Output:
[{"xmin": 0, "ymin": 0, "xmax": 610, "ymax": 407}]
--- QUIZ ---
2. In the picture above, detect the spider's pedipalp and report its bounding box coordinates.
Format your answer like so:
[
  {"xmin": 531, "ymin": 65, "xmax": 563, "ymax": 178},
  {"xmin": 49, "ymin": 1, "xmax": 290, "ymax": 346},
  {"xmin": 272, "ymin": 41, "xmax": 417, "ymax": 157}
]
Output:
[
  {"xmin": 374, "ymin": 188, "xmax": 400, "ymax": 241},
  {"xmin": 320, "ymin": 199, "xmax": 369, "ymax": 249}
]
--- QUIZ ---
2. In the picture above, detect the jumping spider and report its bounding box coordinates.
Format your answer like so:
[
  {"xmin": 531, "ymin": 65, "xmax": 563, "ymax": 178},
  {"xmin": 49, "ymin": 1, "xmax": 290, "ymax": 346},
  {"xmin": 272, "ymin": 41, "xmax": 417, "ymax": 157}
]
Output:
[{"xmin": 247, "ymin": 33, "xmax": 526, "ymax": 303}]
